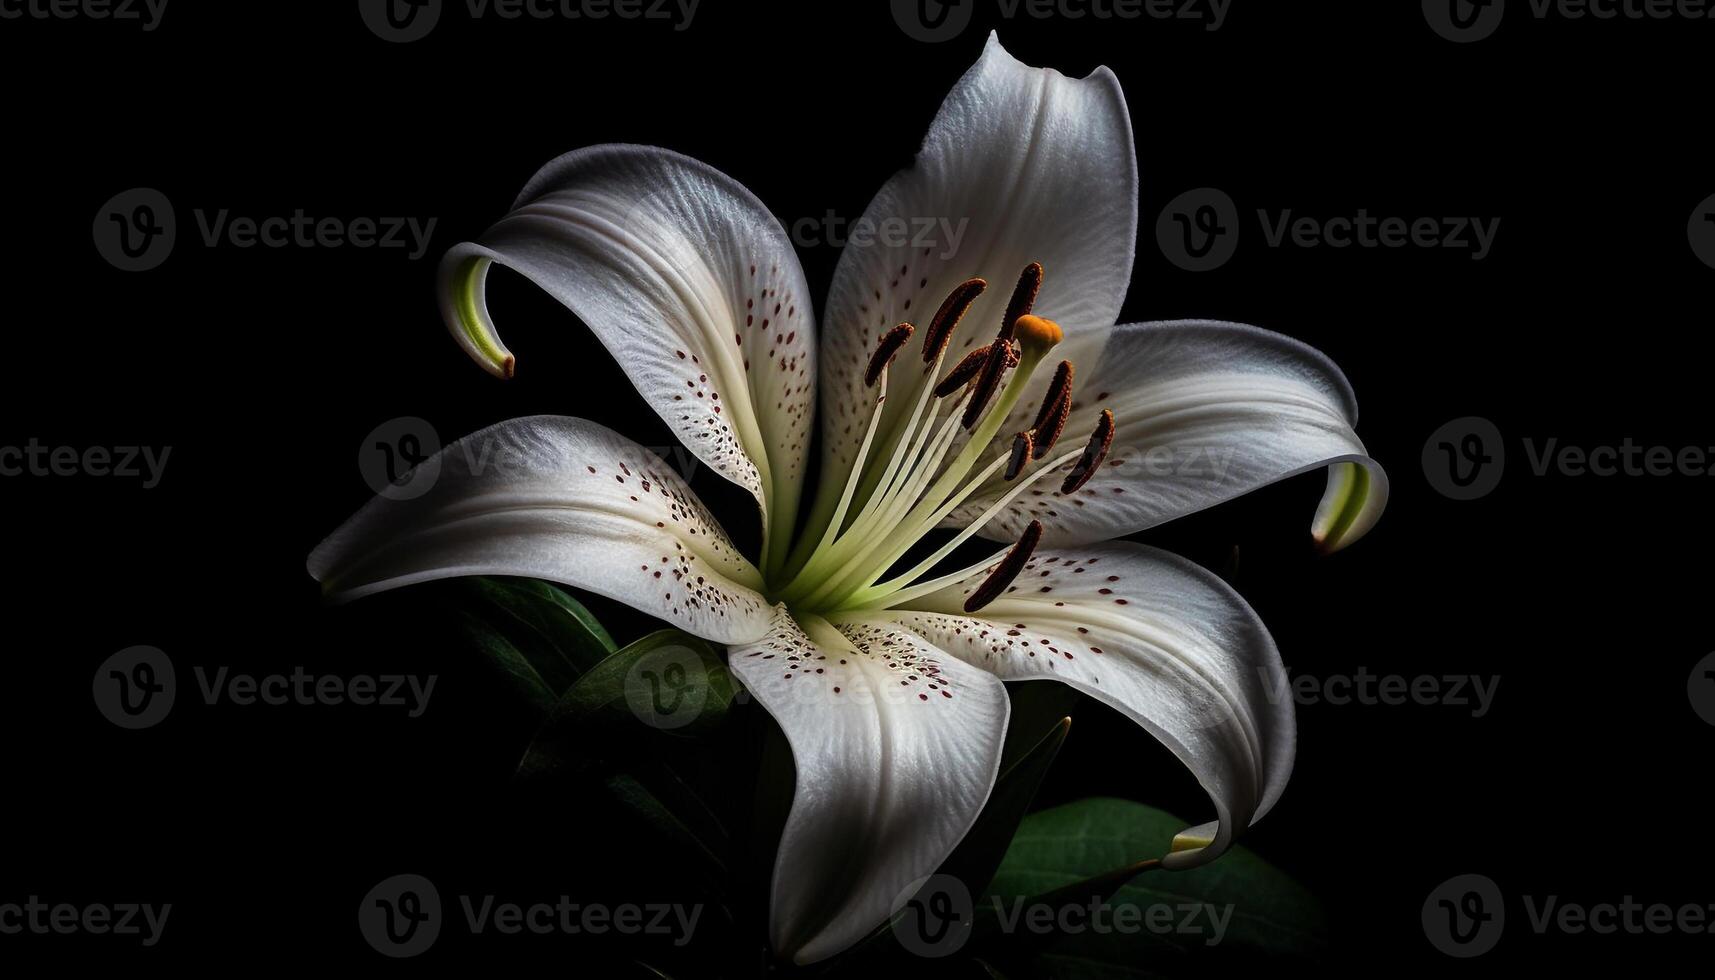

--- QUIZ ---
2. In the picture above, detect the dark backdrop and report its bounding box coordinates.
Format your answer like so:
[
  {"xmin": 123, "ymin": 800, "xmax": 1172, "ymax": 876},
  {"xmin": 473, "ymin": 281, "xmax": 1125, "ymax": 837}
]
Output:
[{"xmin": 4, "ymin": 1, "xmax": 1710, "ymax": 975}]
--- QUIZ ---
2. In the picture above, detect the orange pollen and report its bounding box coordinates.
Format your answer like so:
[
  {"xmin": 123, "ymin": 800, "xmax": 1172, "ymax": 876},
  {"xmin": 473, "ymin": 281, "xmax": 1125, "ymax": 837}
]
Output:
[{"xmin": 1012, "ymin": 314, "xmax": 1063, "ymax": 350}]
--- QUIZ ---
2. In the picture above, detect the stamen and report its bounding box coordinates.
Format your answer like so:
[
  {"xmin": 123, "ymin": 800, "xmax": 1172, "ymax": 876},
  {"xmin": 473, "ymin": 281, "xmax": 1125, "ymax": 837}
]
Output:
[
  {"xmin": 998, "ymin": 262, "xmax": 1043, "ymax": 341},
  {"xmin": 961, "ymin": 337, "xmax": 1013, "ymax": 430},
  {"xmin": 934, "ymin": 347, "xmax": 990, "ymax": 397},
  {"xmin": 864, "ymin": 323, "xmax": 914, "ymax": 387},
  {"xmin": 963, "ymin": 520, "xmax": 1043, "ymax": 612},
  {"xmin": 1061, "ymin": 409, "xmax": 1116, "ymax": 495},
  {"xmin": 1011, "ymin": 314, "xmax": 1063, "ymax": 352},
  {"xmin": 921, "ymin": 278, "xmax": 987, "ymax": 363},
  {"xmin": 1030, "ymin": 360, "xmax": 1074, "ymax": 459},
  {"xmin": 1005, "ymin": 431, "xmax": 1034, "ymax": 480}
]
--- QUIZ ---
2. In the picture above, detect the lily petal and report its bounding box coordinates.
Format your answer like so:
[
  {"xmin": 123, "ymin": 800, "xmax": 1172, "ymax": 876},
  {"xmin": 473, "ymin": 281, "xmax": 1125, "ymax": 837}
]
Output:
[
  {"xmin": 814, "ymin": 33, "xmax": 1137, "ymax": 523},
  {"xmin": 943, "ymin": 320, "xmax": 1389, "ymax": 553},
  {"xmin": 885, "ymin": 541, "xmax": 1293, "ymax": 870},
  {"xmin": 439, "ymin": 145, "xmax": 816, "ymax": 563},
  {"xmin": 729, "ymin": 606, "xmax": 1009, "ymax": 964},
  {"xmin": 308, "ymin": 416, "xmax": 773, "ymax": 645}
]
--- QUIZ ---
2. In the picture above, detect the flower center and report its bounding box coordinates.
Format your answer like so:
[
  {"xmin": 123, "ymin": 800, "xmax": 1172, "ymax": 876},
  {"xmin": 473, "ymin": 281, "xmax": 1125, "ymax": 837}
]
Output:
[{"xmin": 774, "ymin": 264, "xmax": 1116, "ymax": 616}]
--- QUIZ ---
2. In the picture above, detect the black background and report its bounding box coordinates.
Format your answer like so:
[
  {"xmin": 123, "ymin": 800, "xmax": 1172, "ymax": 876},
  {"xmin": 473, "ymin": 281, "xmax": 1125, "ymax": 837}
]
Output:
[{"xmin": 4, "ymin": 0, "xmax": 1711, "ymax": 974}]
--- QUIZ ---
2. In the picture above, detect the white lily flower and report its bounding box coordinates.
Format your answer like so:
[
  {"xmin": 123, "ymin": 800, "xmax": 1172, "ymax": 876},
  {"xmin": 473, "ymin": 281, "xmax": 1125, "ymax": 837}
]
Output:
[{"xmin": 309, "ymin": 34, "xmax": 1386, "ymax": 965}]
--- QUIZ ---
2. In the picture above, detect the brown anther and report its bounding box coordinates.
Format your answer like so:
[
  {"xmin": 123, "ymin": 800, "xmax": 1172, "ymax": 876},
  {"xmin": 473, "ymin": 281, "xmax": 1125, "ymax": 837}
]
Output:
[
  {"xmin": 922, "ymin": 278, "xmax": 986, "ymax": 364},
  {"xmin": 933, "ymin": 346, "xmax": 991, "ymax": 397},
  {"xmin": 1061, "ymin": 410, "xmax": 1115, "ymax": 495},
  {"xmin": 998, "ymin": 262, "xmax": 1043, "ymax": 341},
  {"xmin": 1030, "ymin": 360, "xmax": 1074, "ymax": 459},
  {"xmin": 961, "ymin": 337, "xmax": 1013, "ymax": 430},
  {"xmin": 1005, "ymin": 431, "xmax": 1034, "ymax": 481},
  {"xmin": 964, "ymin": 520, "xmax": 1043, "ymax": 613},
  {"xmin": 864, "ymin": 323, "xmax": 914, "ymax": 387}
]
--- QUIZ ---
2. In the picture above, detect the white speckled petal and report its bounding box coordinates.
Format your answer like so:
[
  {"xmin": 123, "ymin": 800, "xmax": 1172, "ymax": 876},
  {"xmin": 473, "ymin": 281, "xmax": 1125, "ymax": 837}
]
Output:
[
  {"xmin": 440, "ymin": 145, "xmax": 815, "ymax": 557},
  {"xmin": 942, "ymin": 320, "xmax": 1388, "ymax": 553},
  {"xmin": 307, "ymin": 416, "xmax": 772, "ymax": 645},
  {"xmin": 728, "ymin": 607, "xmax": 1008, "ymax": 964},
  {"xmin": 885, "ymin": 541, "xmax": 1293, "ymax": 870},
  {"xmin": 813, "ymin": 33, "xmax": 1137, "ymax": 525}
]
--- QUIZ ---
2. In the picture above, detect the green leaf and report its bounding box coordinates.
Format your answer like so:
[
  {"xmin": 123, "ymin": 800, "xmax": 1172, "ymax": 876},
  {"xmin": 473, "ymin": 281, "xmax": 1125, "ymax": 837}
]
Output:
[
  {"xmin": 939, "ymin": 705, "xmax": 1072, "ymax": 895},
  {"xmin": 982, "ymin": 798, "xmax": 1325, "ymax": 977},
  {"xmin": 450, "ymin": 577, "xmax": 619, "ymax": 718},
  {"xmin": 548, "ymin": 630, "xmax": 735, "ymax": 734},
  {"xmin": 601, "ymin": 767, "xmax": 731, "ymax": 875},
  {"xmin": 451, "ymin": 609, "xmax": 563, "ymax": 715},
  {"xmin": 516, "ymin": 630, "xmax": 741, "ymax": 890},
  {"xmin": 998, "ymin": 681, "xmax": 1082, "ymax": 769},
  {"xmin": 518, "ymin": 630, "xmax": 738, "ymax": 783}
]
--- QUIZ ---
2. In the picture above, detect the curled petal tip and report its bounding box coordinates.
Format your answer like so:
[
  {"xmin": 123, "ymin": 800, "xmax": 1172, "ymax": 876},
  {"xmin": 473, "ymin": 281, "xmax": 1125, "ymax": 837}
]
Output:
[{"xmin": 1310, "ymin": 461, "xmax": 1383, "ymax": 555}]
